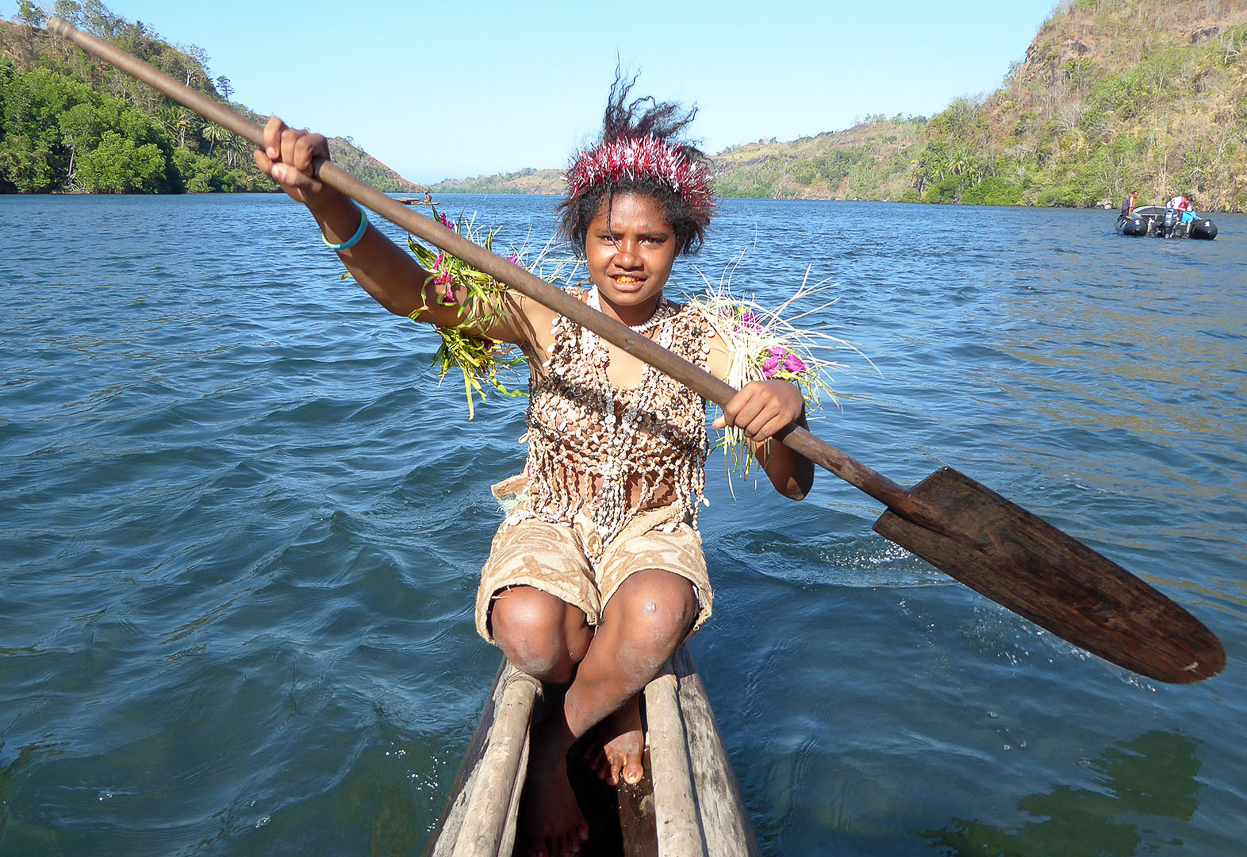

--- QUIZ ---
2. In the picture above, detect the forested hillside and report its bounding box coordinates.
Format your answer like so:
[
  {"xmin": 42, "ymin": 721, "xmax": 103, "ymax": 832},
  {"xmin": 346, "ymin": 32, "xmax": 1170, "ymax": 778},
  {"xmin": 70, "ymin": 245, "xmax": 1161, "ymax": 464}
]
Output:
[
  {"xmin": 8, "ymin": 1, "xmax": 1244, "ymax": 208},
  {"xmin": 709, "ymin": 0, "xmax": 1247, "ymax": 210},
  {"xmin": 432, "ymin": 167, "xmax": 565, "ymax": 196},
  {"xmin": 711, "ymin": 117, "xmax": 927, "ymax": 201},
  {"xmin": 917, "ymin": 0, "xmax": 1247, "ymax": 210},
  {"xmin": 0, "ymin": 1, "xmax": 419, "ymax": 194},
  {"xmin": 433, "ymin": 0, "xmax": 1247, "ymax": 212}
]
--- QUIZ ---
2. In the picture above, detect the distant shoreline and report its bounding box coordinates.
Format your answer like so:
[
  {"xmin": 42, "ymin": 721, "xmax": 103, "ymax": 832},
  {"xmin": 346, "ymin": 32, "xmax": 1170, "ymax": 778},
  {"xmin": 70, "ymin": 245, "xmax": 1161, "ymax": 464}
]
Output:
[{"xmin": 0, "ymin": 189, "xmax": 1161, "ymax": 211}]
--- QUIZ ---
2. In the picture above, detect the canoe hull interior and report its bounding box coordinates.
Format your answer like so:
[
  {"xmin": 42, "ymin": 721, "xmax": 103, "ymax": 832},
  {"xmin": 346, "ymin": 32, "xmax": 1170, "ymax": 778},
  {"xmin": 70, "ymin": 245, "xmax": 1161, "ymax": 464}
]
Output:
[{"xmin": 421, "ymin": 644, "xmax": 760, "ymax": 857}]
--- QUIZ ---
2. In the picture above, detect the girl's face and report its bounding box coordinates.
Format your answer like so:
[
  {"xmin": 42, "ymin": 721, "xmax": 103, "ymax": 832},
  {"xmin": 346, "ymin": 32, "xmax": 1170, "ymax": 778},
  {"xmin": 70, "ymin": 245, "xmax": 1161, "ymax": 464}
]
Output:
[{"xmin": 584, "ymin": 192, "xmax": 678, "ymax": 323}]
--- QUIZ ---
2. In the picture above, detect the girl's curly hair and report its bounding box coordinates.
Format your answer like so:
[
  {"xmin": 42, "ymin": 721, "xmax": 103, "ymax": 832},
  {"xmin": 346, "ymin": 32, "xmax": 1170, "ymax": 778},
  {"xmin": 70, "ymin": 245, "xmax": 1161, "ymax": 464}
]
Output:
[{"xmin": 557, "ymin": 71, "xmax": 716, "ymax": 256}]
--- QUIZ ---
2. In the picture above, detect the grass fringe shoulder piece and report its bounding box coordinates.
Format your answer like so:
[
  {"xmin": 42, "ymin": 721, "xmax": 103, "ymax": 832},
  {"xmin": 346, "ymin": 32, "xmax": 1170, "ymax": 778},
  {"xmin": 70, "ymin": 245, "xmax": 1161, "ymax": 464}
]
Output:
[
  {"xmin": 684, "ymin": 257, "xmax": 868, "ymax": 481},
  {"xmin": 404, "ymin": 207, "xmax": 578, "ymax": 419}
]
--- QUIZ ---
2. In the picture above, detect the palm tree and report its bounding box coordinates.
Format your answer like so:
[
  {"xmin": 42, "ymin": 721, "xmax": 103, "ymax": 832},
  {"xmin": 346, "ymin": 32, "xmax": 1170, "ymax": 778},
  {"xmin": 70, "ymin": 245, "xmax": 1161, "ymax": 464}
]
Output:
[
  {"xmin": 175, "ymin": 109, "xmax": 199, "ymax": 149},
  {"xmin": 156, "ymin": 105, "xmax": 182, "ymax": 141},
  {"xmin": 202, "ymin": 121, "xmax": 225, "ymax": 156},
  {"xmin": 225, "ymin": 132, "xmax": 252, "ymax": 169}
]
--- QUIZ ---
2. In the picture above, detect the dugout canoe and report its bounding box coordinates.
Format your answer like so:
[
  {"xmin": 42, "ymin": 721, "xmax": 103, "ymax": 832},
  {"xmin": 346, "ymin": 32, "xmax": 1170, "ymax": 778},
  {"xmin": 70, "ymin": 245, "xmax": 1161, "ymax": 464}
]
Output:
[{"xmin": 420, "ymin": 644, "xmax": 760, "ymax": 857}]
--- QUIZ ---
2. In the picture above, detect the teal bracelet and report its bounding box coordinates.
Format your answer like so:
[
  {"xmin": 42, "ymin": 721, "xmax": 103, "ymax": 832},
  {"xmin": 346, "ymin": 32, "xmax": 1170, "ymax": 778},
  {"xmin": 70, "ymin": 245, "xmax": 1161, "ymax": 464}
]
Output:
[{"xmin": 322, "ymin": 205, "xmax": 368, "ymax": 251}]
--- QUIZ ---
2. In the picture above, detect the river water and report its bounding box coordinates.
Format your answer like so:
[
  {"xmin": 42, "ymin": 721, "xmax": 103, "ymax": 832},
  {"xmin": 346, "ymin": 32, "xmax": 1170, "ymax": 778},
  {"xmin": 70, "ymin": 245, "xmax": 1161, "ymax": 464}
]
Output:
[{"xmin": 1, "ymin": 194, "xmax": 1244, "ymax": 856}]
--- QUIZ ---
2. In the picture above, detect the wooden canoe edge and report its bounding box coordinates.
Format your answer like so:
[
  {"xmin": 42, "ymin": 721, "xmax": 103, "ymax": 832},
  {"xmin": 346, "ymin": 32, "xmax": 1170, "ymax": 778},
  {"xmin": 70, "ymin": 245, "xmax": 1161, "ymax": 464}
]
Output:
[
  {"xmin": 670, "ymin": 646, "xmax": 762, "ymax": 857},
  {"xmin": 422, "ymin": 661, "xmax": 539, "ymax": 857},
  {"xmin": 644, "ymin": 664, "xmax": 705, "ymax": 854}
]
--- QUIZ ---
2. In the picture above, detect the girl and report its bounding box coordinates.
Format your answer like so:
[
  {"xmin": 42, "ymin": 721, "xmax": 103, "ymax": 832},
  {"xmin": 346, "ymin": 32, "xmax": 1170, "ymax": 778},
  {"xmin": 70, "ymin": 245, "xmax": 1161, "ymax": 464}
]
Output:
[{"xmin": 255, "ymin": 75, "xmax": 814, "ymax": 857}]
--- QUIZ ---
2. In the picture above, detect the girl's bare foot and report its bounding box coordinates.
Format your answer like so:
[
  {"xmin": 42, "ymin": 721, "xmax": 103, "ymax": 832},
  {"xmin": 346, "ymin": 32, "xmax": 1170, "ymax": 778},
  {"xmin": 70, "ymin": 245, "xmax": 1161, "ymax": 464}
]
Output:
[
  {"xmin": 585, "ymin": 692, "xmax": 645, "ymax": 786},
  {"xmin": 523, "ymin": 714, "xmax": 589, "ymax": 857}
]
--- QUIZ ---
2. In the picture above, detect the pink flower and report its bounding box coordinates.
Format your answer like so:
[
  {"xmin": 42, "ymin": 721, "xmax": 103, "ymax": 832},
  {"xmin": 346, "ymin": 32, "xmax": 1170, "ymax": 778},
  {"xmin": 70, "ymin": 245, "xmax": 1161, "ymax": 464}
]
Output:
[
  {"xmin": 507, "ymin": 254, "xmax": 522, "ymax": 266},
  {"xmin": 726, "ymin": 306, "xmax": 761, "ymax": 333},
  {"xmin": 432, "ymin": 257, "xmax": 452, "ymax": 284},
  {"xmin": 761, "ymin": 346, "xmax": 784, "ymax": 378},
  {"xmin": 431, "ymin": 253, "xmax": 457, "ymax": 302},
  {"xmin": 439, "ymin": 212, "xmax": 455, "ymax": 231},
  {"xmin": 759, "ymin": 346, "xmax": 808, "ymax": 379},
  {"xmin": 783, "ymin": 352, "xmax": 807, "ymax": 374}
]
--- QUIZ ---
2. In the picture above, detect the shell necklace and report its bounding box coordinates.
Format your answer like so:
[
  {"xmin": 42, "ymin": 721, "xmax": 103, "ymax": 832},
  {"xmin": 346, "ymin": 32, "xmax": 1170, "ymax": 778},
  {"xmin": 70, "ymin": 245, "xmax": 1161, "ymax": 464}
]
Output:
[
  {"xmin": 579, "ymin": 295, "xmax": 678, "ymax": 541},
  {"xmin": 588, "ymin": 286, "xmax": 677, "ymax": 333}
]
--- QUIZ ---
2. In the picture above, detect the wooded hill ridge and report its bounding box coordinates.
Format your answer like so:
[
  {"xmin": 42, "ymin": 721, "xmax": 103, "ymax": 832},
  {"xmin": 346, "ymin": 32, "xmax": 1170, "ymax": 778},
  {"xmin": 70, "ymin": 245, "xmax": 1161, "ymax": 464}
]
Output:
[
  {"xmin": 436, "ymin": 0, "xmax": 1247, "ymax": 212},
  {"xmin": 4, "ymin": 1, "xmax": 1245, "ymax": 210},
  {"xmin": 0, "ymin": 1, "xmax": 419, "ymax": 194}
]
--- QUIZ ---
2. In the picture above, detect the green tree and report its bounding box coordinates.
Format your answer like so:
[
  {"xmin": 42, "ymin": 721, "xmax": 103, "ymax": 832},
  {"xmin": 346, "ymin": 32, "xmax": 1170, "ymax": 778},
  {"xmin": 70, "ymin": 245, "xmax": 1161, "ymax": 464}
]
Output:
[
  {"xmin": 0, "ymin": 59, "xmax": 11, "ymax": 146},
  {"xmin": 172, "ymin": 145, "xmax": 239, "ymax": 191},
  {"xmin": 15, "ymin": 1, "xmax": 45, "ymax": 27},
  {"xmin": 80, "ymin": 0, "xmax": 124, "ymax": 38},
  {"xmin": 923, "ymin": 174, "xmax": 964, "ymax": 204},
  {"xmin": 222, "ymin": 130, "xmax": 251, "ymax": 168},
  {"xmin": 75, "ymin": 130, "xmax": 166, "ymax": 192},
  {"xmin": 0, "ymin": 134, "xmax": 57, "ymax": 192},
  {"xmin": 202, "ymin": 120, "xmax": 226, "ymax": 156},
  {"xmin": 52, "ymin": 1, "xmax": 86, "ymax": 26},
  {"xmin": 172, "ymin": 107, "xmax": 199, "ymax": 148},
  {"xmin": 58, "ymin": 101, "xmax": 105, "ymax": 185},
  {"xmin": 0, "ymin": 68, "xmax": 96, "ymax": 192},
  {"xmin": 962, "ymin": 176, "xmax": 1023, "ymax": 206}
]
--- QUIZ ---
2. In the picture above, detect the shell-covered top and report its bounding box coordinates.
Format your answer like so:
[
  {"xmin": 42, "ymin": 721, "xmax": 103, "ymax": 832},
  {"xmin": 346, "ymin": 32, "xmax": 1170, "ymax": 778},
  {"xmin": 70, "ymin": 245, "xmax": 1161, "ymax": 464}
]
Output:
[{"xmin": 507, "ymin": 288, "xmax": 713, "ymax": 564}]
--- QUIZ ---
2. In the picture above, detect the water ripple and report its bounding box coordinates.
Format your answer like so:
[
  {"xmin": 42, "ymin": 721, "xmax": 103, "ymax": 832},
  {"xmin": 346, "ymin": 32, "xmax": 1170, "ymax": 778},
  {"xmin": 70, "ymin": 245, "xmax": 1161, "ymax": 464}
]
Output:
[{"xmin": 2, "ymin": 195, "xmax": 1244, "ymax": 856}]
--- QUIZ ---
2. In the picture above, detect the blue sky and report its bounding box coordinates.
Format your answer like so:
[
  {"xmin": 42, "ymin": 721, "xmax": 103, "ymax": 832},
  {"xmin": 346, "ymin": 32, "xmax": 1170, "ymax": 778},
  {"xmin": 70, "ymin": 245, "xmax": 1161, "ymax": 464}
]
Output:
[{"xmin": 15, "ymin": 1, "xmax": 1061, "ymax": 183}]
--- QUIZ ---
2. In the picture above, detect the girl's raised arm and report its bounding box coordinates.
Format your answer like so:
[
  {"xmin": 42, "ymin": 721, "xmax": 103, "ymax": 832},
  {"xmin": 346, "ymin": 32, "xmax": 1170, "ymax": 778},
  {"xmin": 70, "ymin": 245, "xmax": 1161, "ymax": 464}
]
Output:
[{"xmin": 253, "ymin": 117, "xmax": 529, "ymax": 345}]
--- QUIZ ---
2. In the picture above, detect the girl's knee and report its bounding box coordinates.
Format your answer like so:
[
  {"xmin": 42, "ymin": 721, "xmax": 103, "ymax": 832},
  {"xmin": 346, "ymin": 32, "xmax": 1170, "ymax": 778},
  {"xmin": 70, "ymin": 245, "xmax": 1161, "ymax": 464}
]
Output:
[
  {"xmin": 610, "ymin": 571, "xmax": 697, "ymax": 654},
  {"xmin": 489, "ymin": 586, "xmax": 589, "ymax": 682}
]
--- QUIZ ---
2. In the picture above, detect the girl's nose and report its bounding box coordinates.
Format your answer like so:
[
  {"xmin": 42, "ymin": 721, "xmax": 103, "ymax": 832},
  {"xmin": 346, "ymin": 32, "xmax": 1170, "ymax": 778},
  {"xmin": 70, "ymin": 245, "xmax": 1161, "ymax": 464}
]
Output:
[{"xmin": 613, "ymin": 241, "xmax": 640, "ymax": 266}]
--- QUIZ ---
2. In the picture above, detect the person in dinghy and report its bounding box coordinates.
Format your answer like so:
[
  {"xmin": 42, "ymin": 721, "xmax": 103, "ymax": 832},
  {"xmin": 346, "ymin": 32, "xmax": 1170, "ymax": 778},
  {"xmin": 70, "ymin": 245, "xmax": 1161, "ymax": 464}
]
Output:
[{"xmin": 254, "ymin": 73, "xmax": 816, "ymax": 857}]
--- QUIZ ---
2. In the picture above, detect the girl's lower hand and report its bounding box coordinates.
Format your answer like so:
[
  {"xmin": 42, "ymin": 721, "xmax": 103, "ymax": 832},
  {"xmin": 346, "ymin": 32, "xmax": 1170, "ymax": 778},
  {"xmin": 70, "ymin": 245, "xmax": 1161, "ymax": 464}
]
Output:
[{"xmin": 713, "ymin": 379, "xmax": 804, "ymax": 444}]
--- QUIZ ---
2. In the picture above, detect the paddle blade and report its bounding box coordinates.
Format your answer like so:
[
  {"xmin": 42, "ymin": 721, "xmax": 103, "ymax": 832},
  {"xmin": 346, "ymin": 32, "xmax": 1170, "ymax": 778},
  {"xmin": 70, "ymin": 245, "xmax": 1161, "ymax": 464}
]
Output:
[{"xmin": 873, "ymin": 467, "xmax": 1225, "ymax": 683}]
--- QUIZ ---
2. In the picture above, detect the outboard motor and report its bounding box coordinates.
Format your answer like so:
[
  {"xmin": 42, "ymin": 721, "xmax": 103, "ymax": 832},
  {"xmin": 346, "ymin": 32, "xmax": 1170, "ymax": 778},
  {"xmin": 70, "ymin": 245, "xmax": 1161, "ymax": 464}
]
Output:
[{"xmin": 1162, "ymin": 208, "xmax": 1179, "ymax": 238}]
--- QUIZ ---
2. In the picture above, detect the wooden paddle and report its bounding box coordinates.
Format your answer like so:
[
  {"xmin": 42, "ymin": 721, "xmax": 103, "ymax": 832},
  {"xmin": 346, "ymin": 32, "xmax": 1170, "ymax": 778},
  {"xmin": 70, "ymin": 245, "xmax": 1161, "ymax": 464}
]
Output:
[{"xmin": 46, "ymin": 17, "xmax": 1226, "ymax": 684}]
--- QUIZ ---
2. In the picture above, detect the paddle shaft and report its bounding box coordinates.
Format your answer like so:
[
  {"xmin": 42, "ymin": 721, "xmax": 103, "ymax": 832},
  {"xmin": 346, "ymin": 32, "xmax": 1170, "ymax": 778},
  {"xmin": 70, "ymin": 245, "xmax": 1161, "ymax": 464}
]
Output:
[{"xmin": 47, "ymin": 16, "xmax": 937, "ymax": 525}]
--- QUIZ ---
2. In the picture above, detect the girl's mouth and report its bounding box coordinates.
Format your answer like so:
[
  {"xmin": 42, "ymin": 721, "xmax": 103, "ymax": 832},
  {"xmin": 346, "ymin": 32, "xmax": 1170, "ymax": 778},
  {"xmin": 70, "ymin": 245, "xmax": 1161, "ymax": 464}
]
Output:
[{"xmin": 614, "ymin": 275, "xmax": 642, "ymax": 285}]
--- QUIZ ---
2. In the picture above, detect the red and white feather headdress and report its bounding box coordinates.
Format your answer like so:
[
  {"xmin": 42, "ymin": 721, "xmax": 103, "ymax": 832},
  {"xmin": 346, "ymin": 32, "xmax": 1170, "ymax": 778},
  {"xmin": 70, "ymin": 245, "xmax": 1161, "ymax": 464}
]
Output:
[{"xmin": 564, "ymin": 135, "xmax": 714, "ymax": 219}]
